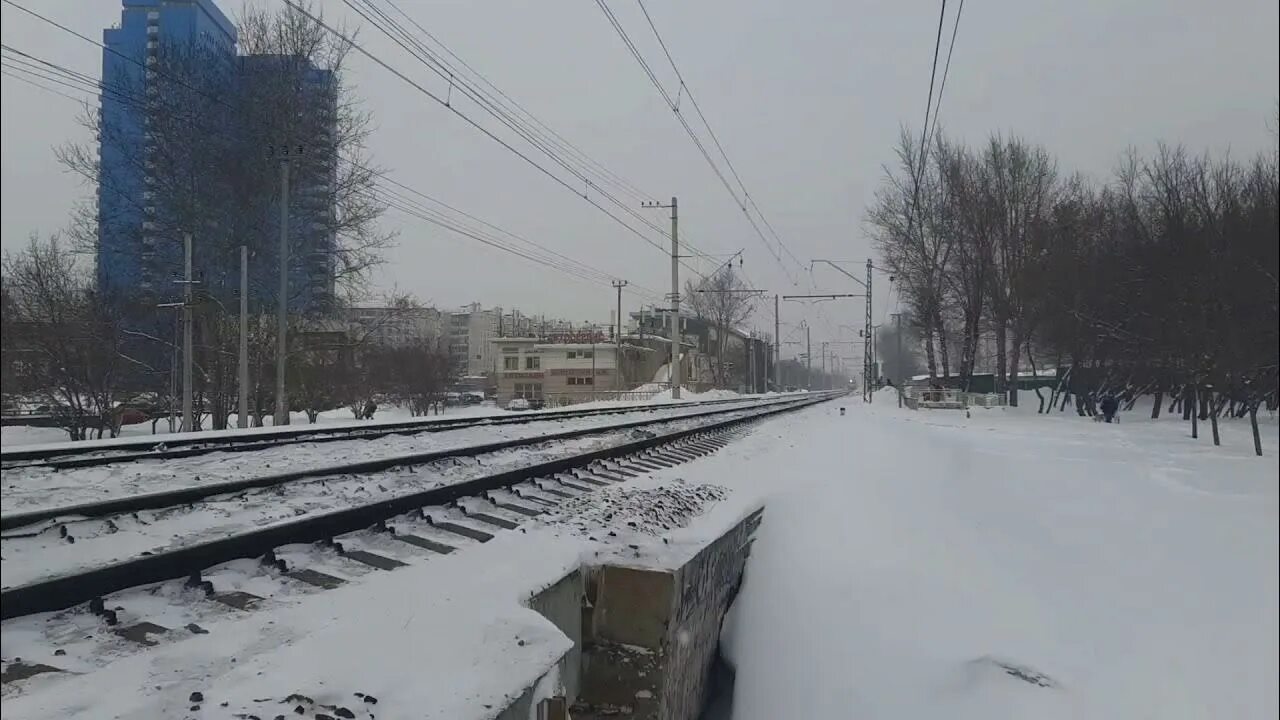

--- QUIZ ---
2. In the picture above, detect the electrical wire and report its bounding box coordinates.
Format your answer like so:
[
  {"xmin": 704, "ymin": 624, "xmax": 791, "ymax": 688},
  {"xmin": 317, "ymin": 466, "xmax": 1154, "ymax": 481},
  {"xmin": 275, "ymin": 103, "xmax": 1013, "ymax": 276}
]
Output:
[
  {"xmin": 324, "ymin": 0, "xmax": 716, "ymax": 276},
  {"xmin": 353, "ymin": 0, "xmax": 725, "ymax": 276},
  {"xmin": 597, "ymin": 0, "xmax": 800, "ymax": 285},
  {"xmin": 0, "ymin": 0, "xmax": 709, "ymax": 280},
  {"xmin": 634, "ymin": 0, "xmax": 806, "ymax": 273},
  {"xmin": 369, "ymin": 176, "xmax": 664, "ymax": 300},
  {"xmin": 1, "ymin": 66, "xmax": 85, "ymax": 102},
  {"xmin": 369, "ymin": 182, "xmax": 661, "ymax": 301},
  {"xmin": 924, "ymin": 0, "xmax": 964, "ymax": 154},
  {"xmin": 377, "ymin": 0, "xmax": 655, "ymax": 206},
  {"xmin": 903, "ymin": 0, "xmax": 958, "ymax": 245},
  {"xmin": 0, "ymin": 30, "xmax": 663, "ymax": 302}
]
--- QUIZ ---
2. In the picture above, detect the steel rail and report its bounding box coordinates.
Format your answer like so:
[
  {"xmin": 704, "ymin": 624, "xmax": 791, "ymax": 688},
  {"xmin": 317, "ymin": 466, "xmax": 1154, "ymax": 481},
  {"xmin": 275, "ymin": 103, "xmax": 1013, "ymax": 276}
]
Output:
[
  {"xmin": 0, "ymin": 392, "xmax": 838, "ymax": 620},
  {"xmin": 0, "ymin": 395, "xmax": 777, "ymax": 469}
]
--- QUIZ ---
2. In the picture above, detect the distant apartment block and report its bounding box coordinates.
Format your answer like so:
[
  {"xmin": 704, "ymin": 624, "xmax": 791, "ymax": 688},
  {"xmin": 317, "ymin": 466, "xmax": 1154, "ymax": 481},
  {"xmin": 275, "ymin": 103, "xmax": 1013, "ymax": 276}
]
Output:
[{"xmin": 447, "ymin": 303, "xmax": 503, "ymax": 378}]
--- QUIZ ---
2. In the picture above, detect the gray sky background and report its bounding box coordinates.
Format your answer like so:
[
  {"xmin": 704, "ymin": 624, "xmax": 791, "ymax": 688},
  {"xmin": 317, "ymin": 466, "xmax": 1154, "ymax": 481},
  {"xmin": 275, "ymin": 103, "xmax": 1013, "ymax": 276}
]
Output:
[{"xmin": 3, "ymin": 0, "xmax": 1277, "ymax": 355}]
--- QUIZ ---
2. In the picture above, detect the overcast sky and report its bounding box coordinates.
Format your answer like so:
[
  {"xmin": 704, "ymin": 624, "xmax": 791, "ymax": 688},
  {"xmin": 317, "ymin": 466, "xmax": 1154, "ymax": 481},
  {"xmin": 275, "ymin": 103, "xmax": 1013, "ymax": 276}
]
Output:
[{"xmin": 2, "ymin": 0, "xmax": 1277, "ymax": 356}]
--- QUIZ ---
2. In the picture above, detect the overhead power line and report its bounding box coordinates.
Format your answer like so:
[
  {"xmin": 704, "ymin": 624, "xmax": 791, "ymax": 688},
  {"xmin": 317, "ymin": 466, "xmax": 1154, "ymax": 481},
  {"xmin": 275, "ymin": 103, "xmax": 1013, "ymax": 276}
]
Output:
[
  {"xmin": 925, "ymin": 0, "xmax": 965, "ymax": 152},
  {"xmin": 0, "ymin": 66, "xmax": 84, "ymax": 102},
  {"xmin": 376, "ymin": 0, "xmax": 655, "ymax": 206},
  {"xmin": 370, "ymin": 181, "xmax": 662, "ymax": 301},
  {"xmin": 596, "ymin": 0, "xmax": 802, "ymax": 285},
  {"xmin": 0, "ymin": 27, "xmax": 663, "ymax": 302},
  {"xmin": 326, "ymin": 0, "xmax": 716, "ymax": 275},
  {"xmin": 2, "ymin": 0, "xmax": 701, "ymax": 283},
  {"xmin": 904, "ymin": 0, "xmax": 963, "ymax": 245},
  {"xmin": 5, "ymin": 0, "xmax": 722, "ymax": 296},
  {"xmin": 634, "ymin": 0, "xmax": 806, "ymax": 277},
  {"xmin": 371, "ymin": 175, "xmax": 664, "ymax": 300}
]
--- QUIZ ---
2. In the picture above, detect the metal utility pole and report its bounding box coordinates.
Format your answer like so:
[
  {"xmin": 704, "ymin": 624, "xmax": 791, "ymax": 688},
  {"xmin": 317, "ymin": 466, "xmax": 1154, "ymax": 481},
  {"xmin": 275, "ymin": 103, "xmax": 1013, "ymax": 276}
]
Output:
[
  {"xmin": 870, "ymin": 325, "xmax": 877, "ymax": 385},
  {"xmin": 773, "ymin": 294, "xmax": 780, "ymax": 391},
  {"xmin": 612, "ymin": 279, "xmax": 627, "ymax": 390},
  {"xmin": 238, "ymin": 245, "xmax": 250, "ymax": 428},
  {"xmin": 892, "ymin": 312, "xmax": 903, "ymax": 407},
  {"xmin": 274, "ymin": 156, "xmax": 290, "ymax": 426},
  {"xmin": 643, "ymin": 197, "xmax": 680, "ymax": 398},
  {"xmin": 806, "ymin": 323, "xmax": 812, "ymax": 391},
  {"xmin": 669, "ymin": 197, "xmax": 680, "ymax": 399},
  {"xmin": 181, "ymin": 232, "xmax": 194, "ymax": 432},
  {"xmin": 169, "ymin": 311, "xmax": 178, "ymax": 432},
  {"xmin": 865, "ymin": 259, "xmax": 874, "ymax": 402},
  {"xmin": 821, "ymin": 341, "xmax": 828, "ymax": 389}
]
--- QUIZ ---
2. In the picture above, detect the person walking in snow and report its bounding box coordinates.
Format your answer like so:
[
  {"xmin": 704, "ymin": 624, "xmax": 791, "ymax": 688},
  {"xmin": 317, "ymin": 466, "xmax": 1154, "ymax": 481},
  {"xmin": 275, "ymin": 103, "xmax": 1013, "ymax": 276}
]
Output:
[{"xmin": 1100, "ymin": 393, "xmax": 1119, "ymax": 423}]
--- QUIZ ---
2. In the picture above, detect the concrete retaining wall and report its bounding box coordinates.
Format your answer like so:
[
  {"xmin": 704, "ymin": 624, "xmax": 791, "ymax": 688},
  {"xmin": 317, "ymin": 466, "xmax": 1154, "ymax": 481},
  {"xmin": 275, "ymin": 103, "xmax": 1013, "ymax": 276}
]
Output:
[
  {"xmin": 574, "ymin": 509, "xmax": 762, "ymax": 719},
  {"xmin": 495, "ymin": 566, "xmax": 584, "ymax": 720}
]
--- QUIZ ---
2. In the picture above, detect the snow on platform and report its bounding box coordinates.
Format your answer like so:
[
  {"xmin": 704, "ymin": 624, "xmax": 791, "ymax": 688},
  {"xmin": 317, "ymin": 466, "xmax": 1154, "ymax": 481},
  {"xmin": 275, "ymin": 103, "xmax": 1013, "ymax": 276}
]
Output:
[
  {"xmin": 2, "ymin": 529, "xmax": 583, "ymax": 720},
  {"xmin": 716, "ymin": 399, "xmax": 1278, "ymax": 719}
]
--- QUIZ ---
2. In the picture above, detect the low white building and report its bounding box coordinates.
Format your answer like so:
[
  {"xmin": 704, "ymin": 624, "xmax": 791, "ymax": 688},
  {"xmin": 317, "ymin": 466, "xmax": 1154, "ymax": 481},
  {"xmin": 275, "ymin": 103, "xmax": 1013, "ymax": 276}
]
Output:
[{"xmin": 490, "ymin": 336, "xmax": 624, "ymax": 407}]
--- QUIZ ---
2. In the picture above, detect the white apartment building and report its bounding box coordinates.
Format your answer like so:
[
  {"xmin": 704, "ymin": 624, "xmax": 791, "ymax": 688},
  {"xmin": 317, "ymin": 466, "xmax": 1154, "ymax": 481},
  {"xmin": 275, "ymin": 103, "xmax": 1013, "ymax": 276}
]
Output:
[{"xmin": 448, "ymin": 303, "xmax": 503, "ymax": 377}]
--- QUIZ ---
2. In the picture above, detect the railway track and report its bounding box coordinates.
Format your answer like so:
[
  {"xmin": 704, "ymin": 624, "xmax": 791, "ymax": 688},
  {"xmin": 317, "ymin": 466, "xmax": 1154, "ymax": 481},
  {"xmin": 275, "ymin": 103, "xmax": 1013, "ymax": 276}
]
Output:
[
  {"xmin": 0, "ymin": 394, "xmax": 779, "ymax": 470},
  {"xmin": 0, "ymin": 394, "xmax": 811, "ymax": 531},
  {"xmin": 0, "ymin": 392, "xmax": 838, "ymax": 634}
]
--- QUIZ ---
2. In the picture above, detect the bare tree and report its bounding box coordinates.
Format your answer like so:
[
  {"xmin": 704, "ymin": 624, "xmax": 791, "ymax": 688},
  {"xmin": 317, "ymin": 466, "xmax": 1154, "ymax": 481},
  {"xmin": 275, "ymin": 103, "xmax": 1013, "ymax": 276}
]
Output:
[
  {"xmin": 684, "ymin": 265, "xmax": 755, "ymax": 388},
  {"xmin": 933, "ymin": 135, "xmax": 996, "ymax": 388},
  {"xmin": 869, "ymin": 127, "xmax": 954, "ymax": 382},
  {"xmin": 875, "ymin": 117, "xmax": 1277, "ymax": 454},
  {"xmin": 1, "ymin": 236, "xmax": 134, "ymax": 440},
  {"xmin": 384, "ymin": 341, "xmax": 453, "ymax": 416},
  {"xmin": 977, "ymin": 135, "xmax": 1058, "ymax": 405}
]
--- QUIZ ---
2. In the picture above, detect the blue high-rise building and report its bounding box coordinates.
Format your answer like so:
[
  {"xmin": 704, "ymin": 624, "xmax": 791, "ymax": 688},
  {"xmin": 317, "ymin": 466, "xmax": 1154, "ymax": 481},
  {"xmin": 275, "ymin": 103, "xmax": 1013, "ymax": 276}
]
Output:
[
  {"xmin": 238, "ymin": 54, "xmax": 339, "ymax": 314},
  {"xmin": 97, "ymin": 0, "xmax": 337, "ymax": 315},
  {"xmin": 98, "ymin": 0, "xmax": 236, "ymax": 299}
]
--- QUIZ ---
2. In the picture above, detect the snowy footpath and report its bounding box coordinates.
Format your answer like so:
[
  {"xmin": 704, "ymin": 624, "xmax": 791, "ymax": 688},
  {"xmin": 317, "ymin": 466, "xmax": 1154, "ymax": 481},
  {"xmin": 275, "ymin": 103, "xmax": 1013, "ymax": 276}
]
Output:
[{"xmin": 721, "ymin": 397, "xmax": 1278, "ymax": 719}]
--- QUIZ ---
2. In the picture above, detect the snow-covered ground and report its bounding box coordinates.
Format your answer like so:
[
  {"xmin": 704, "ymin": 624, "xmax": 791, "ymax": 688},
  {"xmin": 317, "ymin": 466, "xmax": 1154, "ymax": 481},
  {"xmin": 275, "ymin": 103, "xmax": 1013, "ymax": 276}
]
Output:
[
  {"xmin": 0, "ymin": 388, "xmax": 768, "ymax": 450},
  {"xmin": 0, "ymin": 395, "xmax": 779, "ymax": 515},
  {"xmin": 721, "ymin": 396, "xmax": 1278, "ymax": 719},
  {"xmin": 3, "ymin": 396, "xmax": 1272, "ymax": 719},
  {"xmin": 0, "ymin": 410, "xmax": 774, "ymax": 719},
  {"xmin": 0, "ymin": 405, "xmax": 501, "ymax": 449},
  {"xmin": 0, "ymin": 402, "xmax": 789, "ymax": 589},
  {"xmin": 2, "ymin": 524, "xmax": 587, "ymax": 720}
]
